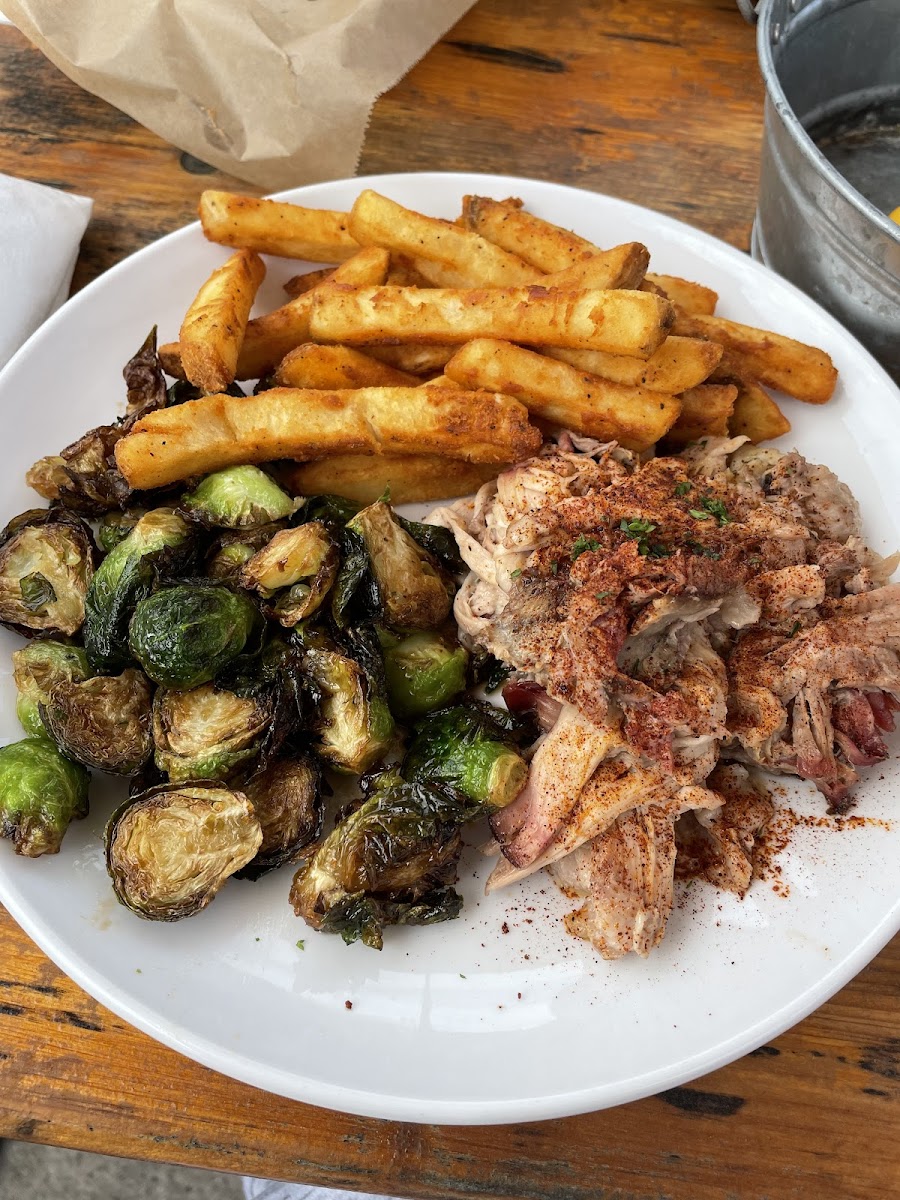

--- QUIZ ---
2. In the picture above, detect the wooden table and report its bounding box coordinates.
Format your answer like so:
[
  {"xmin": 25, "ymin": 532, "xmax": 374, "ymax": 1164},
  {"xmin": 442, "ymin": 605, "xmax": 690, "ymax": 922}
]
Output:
[{"xmin": 0, "ymin": 3, "xmax": 897, "ymax": 1197}]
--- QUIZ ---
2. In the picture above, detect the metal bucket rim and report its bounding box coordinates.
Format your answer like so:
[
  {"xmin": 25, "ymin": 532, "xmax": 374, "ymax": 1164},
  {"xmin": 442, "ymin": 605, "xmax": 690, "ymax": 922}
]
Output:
[{"xmin": 757, "ymin": 0, "xmax": 900, "ymax": 247}]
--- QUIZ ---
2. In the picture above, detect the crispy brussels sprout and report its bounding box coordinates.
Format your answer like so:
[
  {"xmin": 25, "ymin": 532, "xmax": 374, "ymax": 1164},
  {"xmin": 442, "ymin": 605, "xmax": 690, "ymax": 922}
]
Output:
[
  {"xmin": 105, "ymin": 782, "xmax": 261, "ymax": 920},
  {"xmin": 182, "ymin": 466, "xmax": 294, "ymax": 529},
  {"xmin": 205, "ymin": 523, "xmax": 284, "ymax": 582},
  {"xmin": 26, "ymin": 331, "xmax": 166, "ymax": 514},
  {"xmin": 0, "ymin": 737, "xmax": 89, "ymax": 856},
  {"xmin": 152, "ymin": 683, "xmax": 273, "ymax": 783},
  {"xmin": 290, "ymin": 772, "xmax": 466, "ymax": 949},
  {"xmin": 240, "ymin": 522, "xmax": 338, "ymax": 627},
  {"xmin": 83, "ymin": 507, "xmax": 193, "ymax": 672},
  {"xmin": 347, "ymin": 501, "xmax": 452, "ymax": 630},
  {"xmin": 303, "ymin": 646, "xmax": 394, "ymax": 774},
  {"xmin": 403, "ymin": 705, "xmax": 528, "ymax": 811},
  {"xmin": 129, "ymin": 584, "xmax": 261, "ymax": 689},
  {"xmin": 237, "ymin": 754, "xmax": 322, "ymax": 880},
  {"xmin": 381, "ymin": 630, "xmax": 468, "ymax": 720},
  {"xmin": 96, "ymin": 510, "xmax": 142, "ymax": 554},
  {"xmin": 12, "ymin": 640, "xmax": 91, "ymax": 737},
  {"xmin": 0, "ymin": 509, "xmax": 95, "ymax": 637},
  {"xmin": 40, "ymin": 669, "xmax": 154, "ymax": 775}
]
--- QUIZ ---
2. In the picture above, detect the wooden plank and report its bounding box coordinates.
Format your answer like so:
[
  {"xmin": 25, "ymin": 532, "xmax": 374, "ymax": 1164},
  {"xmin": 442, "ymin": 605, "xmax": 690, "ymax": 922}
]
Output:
[
  {"xmin": 0, "ymin": 2, "xmax": 896, "ymax": 1197},
  {"xmin": 0, "ymin": 907, "xmax": 896, "ymax": 1199}
]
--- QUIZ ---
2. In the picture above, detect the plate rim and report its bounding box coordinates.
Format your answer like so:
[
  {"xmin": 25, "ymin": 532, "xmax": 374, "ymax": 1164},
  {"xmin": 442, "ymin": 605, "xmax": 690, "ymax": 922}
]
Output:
[{"xmin": 0, "ymin": 170, "xmax": 898, "ymax": 1125}]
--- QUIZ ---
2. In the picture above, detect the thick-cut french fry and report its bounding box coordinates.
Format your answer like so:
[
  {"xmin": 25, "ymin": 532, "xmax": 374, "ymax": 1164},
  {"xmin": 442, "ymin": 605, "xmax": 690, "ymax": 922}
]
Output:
[
  {"xmin": 662, "ymin": 384, "xmax": 738, "ymax": 447},
  {"xmin": 310, "ymin": 286, "xmax": 673, "ymax": 358},
  {"xmin": 160, "ymin": 247, "xmax": 391, "ymax": 383},
  {"xmin": 646, "ymin": 274, "xmax": 717, "ymax": 315},
  {"xmin": 729, "ymin": 381, "xmax": 791, "ymax": 442},
  {"xmin": 674, "ymin": 312, "xmax": 838, "ymax": 403},
  {"xmin": 279, "ymin": 455, "xmax": 503, "ymax": 506},
  {"xmin": 273, "ymin": 344, "xmax": 419, "ymax": 389},
  {"xmin": 178, "ymin": 249, "xmax": 265, "ymax": 394},
  {"xmin": 444, "ymin": 339, "xmax": 681, "ymax": 451},
  {"xmin": 366, "ymin": 343, "xmax": 456, "ymax": 375},
  {"xmin": 542, "ymin": 244, "xmax": 650, "ymax": 291},
  {"xmin": 349, "ymin": 190, "xmax": 536, "ymax": 287},
  {"xmin": 283, "ymin": 267, "xmax": 336, "ymax": 298},
  {"xmin": 461, "ymin": 195, "xmax": 596, "ymax": 271},
  {"xmin": 543, "ymin": 337, "xmax": 722, "ymax": 394},
  {"xmin": 199, "ymin": 191, "xmax": 359, "ymax": 262},
  {"xmin": 114, "ymin": 386, "xmax": 541, "ymax": 490}
]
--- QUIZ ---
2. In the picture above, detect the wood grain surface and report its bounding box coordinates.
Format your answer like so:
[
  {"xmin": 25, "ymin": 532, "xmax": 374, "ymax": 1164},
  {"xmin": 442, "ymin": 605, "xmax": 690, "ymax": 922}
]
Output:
[{"xmin": 0, "ymin": 2, "xmax": 897, "ymax": 1198}]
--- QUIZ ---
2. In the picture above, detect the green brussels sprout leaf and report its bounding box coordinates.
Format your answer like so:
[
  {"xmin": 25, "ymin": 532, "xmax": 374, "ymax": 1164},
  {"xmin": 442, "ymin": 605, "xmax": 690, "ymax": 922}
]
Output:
[
  {"xmin": 0, "ymin": 738, "xmax": 89, "ymax": 856},
  {"xmin": 182, "ymin": 466, "xmax": 294, "ymax": 529}
]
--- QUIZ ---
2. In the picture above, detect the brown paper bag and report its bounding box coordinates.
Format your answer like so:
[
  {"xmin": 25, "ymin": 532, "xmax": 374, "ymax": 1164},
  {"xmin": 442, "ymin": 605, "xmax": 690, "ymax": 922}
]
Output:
[{"xmin": 3, "ymin": 0, "xmax": 476, "ymax": 191}]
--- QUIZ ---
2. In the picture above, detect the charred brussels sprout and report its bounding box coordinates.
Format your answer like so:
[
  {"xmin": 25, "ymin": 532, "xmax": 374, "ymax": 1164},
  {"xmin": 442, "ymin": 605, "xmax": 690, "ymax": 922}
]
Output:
[
  {"xmin": 205, "ymin": 523, "xmax": 284, "ymax": 582},
  {"xmin": 381, "ymin": 630, "xmax": 468, "ymax": 720},
  {"xmin": 152, "ymin": 684, "xmax": 273, "ymax": 783},
  {"xmin": 303, "ymin": 646, "xmax": 394, "ymax": 774},
  {"xmin": 237, "ymin": 754, "xmax": 322, "ymax": 879},
  {"xmin": 40, "ymin": 669, "xmax": 153, "ymax": 775},
  {"xmin": 403, "ymin": 705, "xmax": 528, "ymax": 812},
  {"xmin": 0, "ymin": 508, "xmax": 95, "ymax": 637},
  {"xmin": 182, "ymin": 466, "xmax": 294, "ymax": 529},
  {"xmin": 290, "ymin": 772, "xmax": 466, "ymax": 949},
  {"xmin": 347, "ymin": 501, "xmax": 452, "ymax": 630},
  {"xmin": 0, "ymin": 738, "xmax": 89, "ymax": 856},
  {"xmin": 83, "ymin": 507, "xmax": 192, "ymax": 672},
  {"xmin": 240, "ymin": 522, "xmax": 338, "ymax": 627},
  {"xmin": 128, "ymin": 584, "xmax": 260, "ymax": 689},
  {"xmin": 105, "ymin": 782, "xmax": 261, "ymax": 920},
  {"xmin": 26, "ymin": 332, "xmax": 166, "ymax": 514},
  {"xmin": 96, "ymin": 509, "xmax": 142, "ymax": 554},
  {"xmin": 12, "ymin": 640, "xmax": 90, "ymax": 737}
]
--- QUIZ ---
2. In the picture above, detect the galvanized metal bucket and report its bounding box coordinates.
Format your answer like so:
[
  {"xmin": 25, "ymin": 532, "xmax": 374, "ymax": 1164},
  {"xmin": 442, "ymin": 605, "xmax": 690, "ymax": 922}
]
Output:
[{"xmin": 744, "ymin": 0, "xmax": 900, "ymax": 382}]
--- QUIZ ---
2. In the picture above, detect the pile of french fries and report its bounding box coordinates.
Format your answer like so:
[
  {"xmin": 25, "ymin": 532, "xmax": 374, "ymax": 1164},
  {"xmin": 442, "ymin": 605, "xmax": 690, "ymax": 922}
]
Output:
[{"xmin": 114, "ymin": 189, "xmax": 839, "ymax": 503}]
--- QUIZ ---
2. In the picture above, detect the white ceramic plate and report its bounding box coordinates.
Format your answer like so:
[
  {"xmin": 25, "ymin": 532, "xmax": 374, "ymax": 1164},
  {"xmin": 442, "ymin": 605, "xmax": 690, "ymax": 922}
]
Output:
[{"xmin": 0, "ymin": 173, "xmax": 898, "ymax": 1125}]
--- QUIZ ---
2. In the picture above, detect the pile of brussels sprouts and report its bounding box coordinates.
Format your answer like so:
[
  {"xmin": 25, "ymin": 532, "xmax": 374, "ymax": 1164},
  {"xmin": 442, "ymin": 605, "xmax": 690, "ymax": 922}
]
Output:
[{"xmin": 0, "ymin": 334, "xmax": 531, "ymax": 948}]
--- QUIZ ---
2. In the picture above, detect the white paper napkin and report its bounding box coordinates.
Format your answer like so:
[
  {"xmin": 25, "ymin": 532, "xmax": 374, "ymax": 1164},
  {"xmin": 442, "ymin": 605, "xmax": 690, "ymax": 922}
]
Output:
[{"xmin": 0, "ymin": 172, "xmax": 92, "ymax": 370}]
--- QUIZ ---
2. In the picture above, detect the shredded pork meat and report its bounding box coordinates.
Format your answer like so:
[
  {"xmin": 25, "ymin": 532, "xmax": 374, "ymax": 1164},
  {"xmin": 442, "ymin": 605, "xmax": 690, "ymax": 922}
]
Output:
[{"xmin": 431, "ymin": 434, "xmax": 899, "ymax": 959}]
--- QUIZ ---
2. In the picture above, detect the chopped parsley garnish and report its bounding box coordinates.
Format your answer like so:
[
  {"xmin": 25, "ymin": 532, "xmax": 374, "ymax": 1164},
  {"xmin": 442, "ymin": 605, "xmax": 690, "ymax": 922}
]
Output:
[
  {"xmin": 509, "ymin": 567, "xmax": 522, "ymax": 579},
  {"xmin": 570, "ymin": 533, "xmax": 600, "ymax": 561},
  {"xmin": 619, "ymin": 517, "xmax": 668, "ymax": 558},
  {"xmin": 296, "ymin": 939, "xmax": 305, "ymax": 950},
  {"xmin": 789, "ymin": 620, "xmax": 801, "ymax": 637},
  {"xmin": 595, "ymin": 590, "xmax": 613, "ymax": 600},
  {"xmin": 550, "ymin": 559, "xmax": 559, "ymax": 576},
  {"xmin": 688, "ymin": 495, "xmax": 731, "ymax": 526},
  {"xmin": 674, "ymin": 481, "xmax": 691, "ymax": 497}
]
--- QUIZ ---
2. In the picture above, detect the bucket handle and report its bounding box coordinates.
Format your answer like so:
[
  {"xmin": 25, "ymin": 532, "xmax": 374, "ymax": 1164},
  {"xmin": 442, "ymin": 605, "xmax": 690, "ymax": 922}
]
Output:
[{"xmin": 736, "ymin": 0, "xmax": 760, "ymax": 22}]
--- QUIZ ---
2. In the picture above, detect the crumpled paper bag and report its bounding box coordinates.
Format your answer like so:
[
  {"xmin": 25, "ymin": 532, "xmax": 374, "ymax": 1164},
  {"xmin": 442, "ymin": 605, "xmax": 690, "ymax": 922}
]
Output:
[{"xmin": 3, "ymin": 0, "xmax": 476, "ymax": 191}]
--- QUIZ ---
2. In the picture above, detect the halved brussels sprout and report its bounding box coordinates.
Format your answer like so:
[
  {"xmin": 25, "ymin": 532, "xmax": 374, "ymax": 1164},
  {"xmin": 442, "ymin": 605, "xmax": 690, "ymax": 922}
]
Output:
[
  {"xmin": 237, "ymin": 754, "xmax": 322, "ymax": 880},
  {"xmin": 205, "ymin": 523, "xmax": 285, "ymax": 582},
  {"xmin": 129, "ymin": 584, "xmax": 261, "ymax": 689},
  {"xmin": 152, "ymin": 683, "xmax": 273, "ymax": 783},
  {"xmin": 403, "ymin": 705, "xmax": 528, "ymax": 812},
  {"xmin": 347, "ymin": 501, "xmax": 452, "ymax": 630},
  {"xmin": 240, "ymin": 522, "xmax": 339, "ymax": 627},
  {"xmin": 303, "ymin": 646, "xmax": 394, "ymax": 774},
  {"xmin": 0, "ymin": 737, "xmax": 89, "ymax": 856},
  {"xmin": 12, "ymin": 640, "xmax": 91, "ymax": 738},
  {"xmin": 40, "ymin": 669, "xmax": 154, "ymax": 775},
  {"xmin": 83, "ymin": 507, "xmax": 193, "ymax": 672},
  {"xmin": 0, "ymin": 509, "xmax": 95, "ymax": 637},
  {"xmin": 105, "ymin": 782, "xmax": 261, "ymax": 921},
  {"xmin": 96, "ymin": 510, "xmax": 142, "ymax": 554},
  {"xmin": 182, "ymin": 466, "xmax": 294, "ymax": 529},
  {"xmin": 290, "ymin": 772, "xmax": 466, "ymax": 949},
  {"xmin": 381, "ymin": 630, "xmax": 468, "ymax": 720}
]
